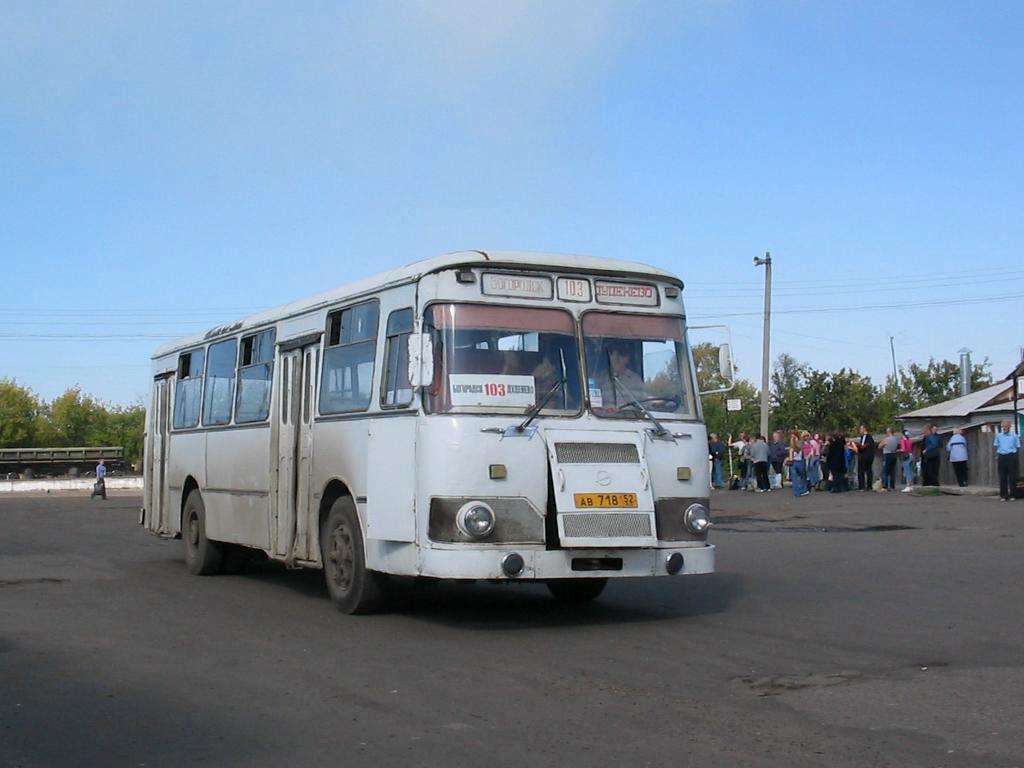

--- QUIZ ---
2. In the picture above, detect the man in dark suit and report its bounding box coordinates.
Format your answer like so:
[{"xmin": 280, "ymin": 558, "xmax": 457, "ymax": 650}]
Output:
[{"xmin": 856, "ymin": 425, "xmax": 876, "ymax": 491}]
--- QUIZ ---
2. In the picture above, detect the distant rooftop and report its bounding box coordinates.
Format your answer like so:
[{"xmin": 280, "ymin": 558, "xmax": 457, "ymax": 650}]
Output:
[{"xmin": 899, "ymin": 380, "xmax": 1012, "ymax": 420}]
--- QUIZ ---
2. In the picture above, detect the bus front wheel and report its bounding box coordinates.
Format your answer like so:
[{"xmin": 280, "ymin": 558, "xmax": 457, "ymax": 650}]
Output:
[
  {"xmin": 183, "ymin": 490, "xmax": 223, "ymax": 575},
  {"xmin": 320, "ymin": 497, "xmax": 387, "ymax": 614},
  {"xmin": 546, "ymin": 578, "xmax": 607, "ymax": 603}
]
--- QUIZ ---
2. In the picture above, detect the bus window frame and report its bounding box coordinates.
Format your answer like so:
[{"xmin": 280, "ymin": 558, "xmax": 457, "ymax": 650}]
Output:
[
  {"xmin": 421, "ymin": 300, "xmax": 585, "ymax": 419},
  {"xmin": 380, "ymin": 307, "xmax": 415, "ymax": 410},
  {"xmin": 318, "ymin": 298, "xmax": 381, "ymax": 416},
  {"xmin": 201, "ymin": 335, "xmax": 240, "ymax": 427},
  {"xmin": 172, "ymin": 347, "xmax": 205, "ymax": 430},
  {"xmin": 234, "ymin": 327, "xmax": 277, "ymax": 424},
  {"xmin": 580, "ymin": 308, "xmax": 700, "ymax": 423}
]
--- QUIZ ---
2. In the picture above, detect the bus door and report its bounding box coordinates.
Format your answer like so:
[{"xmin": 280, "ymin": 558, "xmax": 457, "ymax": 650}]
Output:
[
  {"xmin": 147, "ymin": 374, "xmax": 172, "ymax": 534},
  {"xmin": 274, "ymin": 344, "xmax": 318, "ymax": 561}
]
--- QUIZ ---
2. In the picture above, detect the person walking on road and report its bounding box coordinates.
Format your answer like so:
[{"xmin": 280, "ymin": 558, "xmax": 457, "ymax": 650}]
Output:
[
  {"xmin": 947, "ymin": 428, "xmax": 969, "ymax": 488},
  {"xmin": 857, "ymin": 425, "xmax": 876, "ymax": 491},
  {"xmin": 709, "ymin": 433, "xmax": 726, "ymax": 489},
  {"xmin": 879, "ymin": 428, "xmax": 899, "ymax": 491},
  {"xmin": 921, "ymin": 425, "xmax": 942, "ymax": 486},
  {"xmin": 994, "ymin": 420, "xmax": 1020, "ymax": 501},
  {"xmin": 899, "ymin": 430, "xmax": 915, "ymax": 492},
  {"xmin": 90, "ymin": 459, "xmax": 107, "ymax": 500}
]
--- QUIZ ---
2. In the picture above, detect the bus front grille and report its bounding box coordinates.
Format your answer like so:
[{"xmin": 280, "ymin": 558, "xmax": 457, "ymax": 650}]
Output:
[
  {"xmin": 554, "ymin": 442, "xmax": 639, "ymax": 464},
  {"xmin": 562, "ymin": 513, "xmax": 652, "ymax": 539}
]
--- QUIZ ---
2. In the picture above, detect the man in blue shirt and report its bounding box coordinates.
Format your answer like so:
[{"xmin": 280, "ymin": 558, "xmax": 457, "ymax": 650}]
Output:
[
  {"xmin": 994, "ymin": 420, "xmax": 1021, "ymax": 501},
  {"xmin": 90, "ymin": 459, "xmax": 107, "ymax": 500},
  {"xmin": 921, "ymin": 425, "xmax": 943, "ymax": 487}
]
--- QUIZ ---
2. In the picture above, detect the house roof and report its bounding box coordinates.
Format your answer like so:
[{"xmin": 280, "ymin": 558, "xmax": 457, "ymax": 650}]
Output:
[{"xmin": 899, "ymin": 381, "xmax": 1012, "ymax": 419}]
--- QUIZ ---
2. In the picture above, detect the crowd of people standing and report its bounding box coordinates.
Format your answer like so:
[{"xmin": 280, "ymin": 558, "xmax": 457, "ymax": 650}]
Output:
[{"xmin": 707, "ymin": 420, "xmax": 1020, "ymax": 499}]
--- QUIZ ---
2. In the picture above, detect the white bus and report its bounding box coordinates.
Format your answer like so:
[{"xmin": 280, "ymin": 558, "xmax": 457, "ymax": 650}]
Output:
[{"xmin": 142, "ymin": 251, "xmax": 729, "ymax": 613}]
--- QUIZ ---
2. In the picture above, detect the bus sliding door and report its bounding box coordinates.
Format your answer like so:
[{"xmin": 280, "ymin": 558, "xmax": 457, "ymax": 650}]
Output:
[{"xmin": 274, "ymin": 345, "xmax": 317, "ymax": 562}]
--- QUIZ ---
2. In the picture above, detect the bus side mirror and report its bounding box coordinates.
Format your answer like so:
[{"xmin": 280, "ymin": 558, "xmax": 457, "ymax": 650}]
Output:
[
  {"xmin": 718, "ymin": 343, "xmax": 734, "ymax": 383},
  {"xmin": 407, "ymin": 333, "xmax": 435, "ymax": 389}
]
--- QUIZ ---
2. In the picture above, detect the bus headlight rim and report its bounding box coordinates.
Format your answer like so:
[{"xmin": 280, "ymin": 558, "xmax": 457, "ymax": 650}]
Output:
[
  {"xmin": 683, "ymin": 503, "xmax": 711, "ymax": 534},
  {"xmin": 456, "ymin": 501, "xmax": 496, "ymax": 539}
]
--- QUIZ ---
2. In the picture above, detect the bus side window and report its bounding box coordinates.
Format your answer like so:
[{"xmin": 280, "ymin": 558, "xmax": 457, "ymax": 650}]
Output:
[
  {"xmin": 320, "ymin": 301, "xmax": 379, "ymax": 414},
  {"xmin": 172, "ymin": 348, "xmax": 205, "ymax": 429},
  {"xmin": 235, "ymin": 329, "xmax": 276, "ymax": 423},
  {"xmin": 203, "ymin": 338, "xmax": 238, "ymax": 426},
  {"xmin": 381, "ymin": 308, "xmax": 414, "ymax": 408}
]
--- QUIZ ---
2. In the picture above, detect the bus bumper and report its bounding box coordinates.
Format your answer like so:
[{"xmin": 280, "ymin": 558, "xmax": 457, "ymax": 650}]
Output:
[{"xmin": 414, "ymin": 543, "xmax": 714, "ymax": 580}]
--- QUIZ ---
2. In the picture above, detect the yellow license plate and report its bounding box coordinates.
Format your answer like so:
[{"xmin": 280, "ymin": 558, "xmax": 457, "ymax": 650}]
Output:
[{"xmin": 573, "ymin": 492, "xmax": 638, "ymax": 509}]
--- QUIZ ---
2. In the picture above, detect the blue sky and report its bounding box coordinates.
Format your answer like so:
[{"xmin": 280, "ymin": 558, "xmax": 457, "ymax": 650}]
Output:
[{"xmin": 1, "ymin": 1, "xmax": 1021, "ymax": 407}]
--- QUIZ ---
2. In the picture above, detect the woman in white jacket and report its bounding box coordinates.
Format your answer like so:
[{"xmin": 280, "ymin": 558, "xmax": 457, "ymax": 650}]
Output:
[{"xmin": 946, "ymin": 428, "xmax": 969, "ymax": 487}]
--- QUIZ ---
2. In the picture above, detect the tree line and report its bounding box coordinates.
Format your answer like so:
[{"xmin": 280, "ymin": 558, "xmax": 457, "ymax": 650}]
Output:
[
  {"xmin": 695, "ymin": 344, "xmax": 992, "ymax": 440},
  {"xmin": 0, "ymin": 350, "xmax": 995, "ymax": 463},
  {"xmin": 0, "ymin": 380, "xmax": 145, "ymax": 463}
]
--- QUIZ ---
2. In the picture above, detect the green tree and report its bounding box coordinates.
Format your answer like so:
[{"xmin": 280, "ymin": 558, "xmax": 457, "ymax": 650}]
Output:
[
  {"xmin": 898, "ymin": 357, "xmax": 992, "ymax": 411},
  {"xmin": 701, "ymin": 380, "xmax": 761, "ymax": 440},
  {"xmin": 0, "ymin": 379, "xmax": 40, "ymax": 447},
  {"xmin": 40, "ymin": 387, "xmax": 107, "ymax": 446},
  {"xmin": 97, "ymin": 404, "xmax": 146, "ymax": 463},
  {"xmin": 770, "ymin": 353, "xmax": 810, "ymax": 431},
  {"xmin": 798, "ymin": 368, "xmax": 883, "ymax": 434},
  {"xmin": 692, "ymin": 342, "xmax": 730, "ymax": 392}
]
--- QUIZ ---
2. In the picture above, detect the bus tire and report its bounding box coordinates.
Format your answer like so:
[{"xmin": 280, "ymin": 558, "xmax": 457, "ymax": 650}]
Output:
[
  {"xmin": 183, "ymin": 490, "xmax": 223, "ymax": 576},
  {"xmin": 320, "ymin": 496, "xmax": 386, "ymax": 614},
  {"xmin": 546, "ymin": 578, "xmax": 607, "ymax": 603}
]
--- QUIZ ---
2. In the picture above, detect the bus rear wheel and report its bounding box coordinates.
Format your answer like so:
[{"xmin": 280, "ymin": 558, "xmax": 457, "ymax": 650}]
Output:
[
  {"xmin": 546, "ymin": 578, "xmax": 607, "ymax": 603},
  {"xmin": 183, "ymin": 490, "xmax": 223, "ymax": 575},
  {"xmin": 320, "ymin": 496, "xmax": 386, "ymax": 614}
]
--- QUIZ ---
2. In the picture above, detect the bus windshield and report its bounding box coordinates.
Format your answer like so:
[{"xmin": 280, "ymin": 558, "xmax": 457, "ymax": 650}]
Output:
[
  {"xmin": 425, "ymin": 304, "xmax": 582, "ymax": 415},
  {"xmin": 582, "ymin": 312, "xmax": 696, "ymax": 419}
]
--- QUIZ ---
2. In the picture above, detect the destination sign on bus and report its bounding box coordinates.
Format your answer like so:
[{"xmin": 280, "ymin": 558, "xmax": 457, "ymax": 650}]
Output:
[
  {"xmin": 556, "ymin": 277, "xmax": 591, "ymax": 302},
  {"xmin": 481, "ymin": 273, "xmax": 553, "ymax": 300},
  {"xmin": 594, "ymin": 280, "xmax": 658, "ymax": 306},
  {"xmin": 448, "ymin": 374, "xmax": 536, "ymax": 408}
]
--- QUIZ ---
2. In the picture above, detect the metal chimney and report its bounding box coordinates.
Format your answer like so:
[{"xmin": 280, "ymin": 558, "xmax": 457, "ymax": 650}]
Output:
[{"xmin": 958, "ymin": 348, "xmax": 972, "ymax": 397}]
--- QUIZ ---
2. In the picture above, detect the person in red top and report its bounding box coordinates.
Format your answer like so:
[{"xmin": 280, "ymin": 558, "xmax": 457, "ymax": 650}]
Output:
[{"xmin": 899, "ymin": 430, "xmax": 915, "ymax": 492}]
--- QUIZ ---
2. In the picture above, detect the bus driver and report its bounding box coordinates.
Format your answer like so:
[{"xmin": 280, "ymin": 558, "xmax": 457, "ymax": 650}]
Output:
[{"xmin": 597, "ymin": 340, "xmax": 647, "ymax": 410}]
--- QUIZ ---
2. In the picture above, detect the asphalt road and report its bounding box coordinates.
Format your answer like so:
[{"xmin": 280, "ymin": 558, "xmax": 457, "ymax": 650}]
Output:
[{"xmin": 2, "ymin": 489, "xmax": 1022, "ymax": 768}]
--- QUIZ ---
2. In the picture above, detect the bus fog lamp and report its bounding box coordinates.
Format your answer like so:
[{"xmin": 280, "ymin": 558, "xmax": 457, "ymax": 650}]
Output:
[
  {"xmin": 665, "ymin": 552, "xmax": 684, "ymax": 575},
  {"xmin": 501, "ymin": 553, "xmax": 524, "ymax": 577},
  {"xmin": 684, "ymin": 503, "xmax": 710, "ymax": 534},
  {"xmin": 457, "ymin": 502, "xmax": 496, "ymax": 538}
]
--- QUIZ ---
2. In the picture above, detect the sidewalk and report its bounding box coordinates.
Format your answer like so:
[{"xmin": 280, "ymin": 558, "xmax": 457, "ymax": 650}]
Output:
[{"xmin": 912, "ymin": 484, "xmax": 999, "ymax": 497}]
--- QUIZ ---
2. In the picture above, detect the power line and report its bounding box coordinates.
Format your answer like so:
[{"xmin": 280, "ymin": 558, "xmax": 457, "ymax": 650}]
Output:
[
  {"xmin": 690, "ymin": 293, "xmax": 1022, "ymax": 319},
  {"xmin": 685, "ymin": 274, "xmax": 1024, "ymax": 299},
  {"xmin": 685, "ymin": 266, "xmax": 1024, "ymax": 292}
]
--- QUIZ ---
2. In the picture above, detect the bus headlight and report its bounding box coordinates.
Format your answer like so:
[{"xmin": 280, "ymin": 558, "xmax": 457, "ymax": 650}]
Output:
[
  {"xmin": 456, "ymin": 502, "xmax": 496, "ymax": 538},
  {"xmin": 684, "ymin": 503, "xmax": 711, "ymax": 534}
]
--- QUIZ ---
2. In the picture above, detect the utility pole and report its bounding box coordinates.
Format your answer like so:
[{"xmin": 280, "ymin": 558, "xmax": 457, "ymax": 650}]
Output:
[
  {"xmin": 753, "ymin": 251, "xmax": 772, "ymax": 438},
  {"xmin": 889, "ymin": 336, "xmax": 898, "ymax": 385}
]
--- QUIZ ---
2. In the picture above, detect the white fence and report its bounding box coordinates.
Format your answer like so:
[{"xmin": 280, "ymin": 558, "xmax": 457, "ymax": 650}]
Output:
[{"xmin": 0, "ymin": 477, "xmax": 144, "ymax": 493}]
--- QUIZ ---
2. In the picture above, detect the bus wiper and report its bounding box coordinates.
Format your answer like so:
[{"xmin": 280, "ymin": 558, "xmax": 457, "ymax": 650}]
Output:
[
  {"xmin": 516, "ymin": 378, "xmax": 564, "ymax": 433},
  {"xmin": 611, "ymin": 374, "xmax": 670, "ymax": 439}
]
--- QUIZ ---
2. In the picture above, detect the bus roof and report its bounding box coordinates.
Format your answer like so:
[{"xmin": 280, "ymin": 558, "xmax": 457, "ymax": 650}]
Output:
[{"xmin": 153, "ymin": 250, "xmax": 682, "ymax": 359}]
